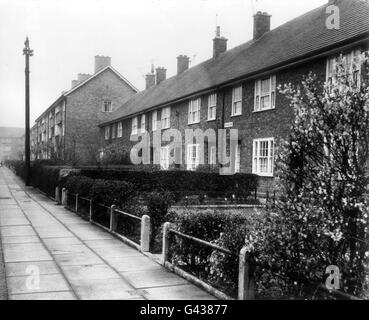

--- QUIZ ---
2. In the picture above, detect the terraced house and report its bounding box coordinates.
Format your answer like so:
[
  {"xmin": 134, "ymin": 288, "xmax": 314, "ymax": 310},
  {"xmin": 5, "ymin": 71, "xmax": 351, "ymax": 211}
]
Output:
[
  {"xmin": 31, "ymin": 56, "xmax": 138, "ymax": 163},
  {"xmin": 99, "ymin": 0, "xmax": 369, "ymax": 190}
]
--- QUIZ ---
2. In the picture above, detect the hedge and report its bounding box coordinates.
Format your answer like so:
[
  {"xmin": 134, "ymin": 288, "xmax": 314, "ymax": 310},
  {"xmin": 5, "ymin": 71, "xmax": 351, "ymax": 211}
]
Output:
[{"xmin": 79, "ymin": 169, "xmax": 258, "ymax": 200}]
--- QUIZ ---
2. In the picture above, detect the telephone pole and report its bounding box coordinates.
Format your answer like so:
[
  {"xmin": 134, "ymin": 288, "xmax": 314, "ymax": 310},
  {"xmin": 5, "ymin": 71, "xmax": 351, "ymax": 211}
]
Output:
[{"xmin": 23, "ymin": 37, "xmax": 33, "ymax": 186}]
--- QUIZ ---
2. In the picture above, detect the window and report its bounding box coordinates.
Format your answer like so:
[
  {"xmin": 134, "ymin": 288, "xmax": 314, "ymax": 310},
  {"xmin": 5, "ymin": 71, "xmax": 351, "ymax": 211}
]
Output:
[
  {"xmin": 117, "ymin": 122, "xmax": 123, "ymax": 138},
  {"xmin": 188, "ymin": 98, "xmax": 201, "ymax": 124},
  {"xmin": 160, "ymin": 146, "xmax": 170, "ymax": 170},
  {"xmin": 187, "ymin": 144, "xmax": 200, "ymax": 171},
  {"xmin": 161, "ymin": 107, "xmax": 171, "ymax": 129},
  {"xmin": 208, "ymin": 94, "xmax": 217, "ymax": 120},
  {"xmin": 103, "ymin": 101, "xmax": 112, "ymax": 112},
  {"xmin": 326, "ymin": 49, "xmax": 361, "ymax": 91},
  {"xmin": 232, "ymin": 86, "xmax": 242, "ymax": 116},
  {"xmin": 141, "ymin": 114, "xmax": 146, "ymax": 133},
  {"xmin": 152, "ymin": 110, "xmax": 158, "ymax": 131},
  {"xmin": 235, "ymin": 143, "xmax": 240, "ymax": 173},
  {"xmin": 209, "ymin": 145, "xmax": 216, "ymax": 166},
  {"xmin": 131, "ymin": 117, "xmax": 138, "ymax": 135},
  {"xmin": 254, "ymin": 75, "xmax": 276, "ymax": 111},
  {"xmin": 252, "ymin": 138, "xmax": 274, "ymax": 176},
  {"xmin": 111, "ymin": 125, "xmax": 116, "ymax": 139},
  {"xmin": 104, "ymin": 126, "xmax": 110, "ymax": 140}
]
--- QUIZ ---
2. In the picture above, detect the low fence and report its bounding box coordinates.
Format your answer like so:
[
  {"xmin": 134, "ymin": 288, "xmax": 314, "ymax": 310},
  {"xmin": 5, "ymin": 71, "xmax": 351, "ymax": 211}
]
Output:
[
  {"xmin": 162, "ymin": 222, "xmax": 255, "ymax": 300},
  {"xmin": 58, "ymin": 187, "xmax": 150, "ymax": 252}
]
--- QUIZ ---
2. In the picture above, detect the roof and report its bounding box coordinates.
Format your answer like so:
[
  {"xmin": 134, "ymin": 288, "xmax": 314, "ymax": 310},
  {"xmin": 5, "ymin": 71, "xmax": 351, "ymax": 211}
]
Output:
[
  {"xmin": 0, "ymin": 127, "xmax": 24, "ymax": 138},
  {"xmin": 101, "ymin": 0, "xmax": 369, "ymax": 126},
  {"xmin": 35, "ymin": 66, "xmax": 138, "ymax": 122}
]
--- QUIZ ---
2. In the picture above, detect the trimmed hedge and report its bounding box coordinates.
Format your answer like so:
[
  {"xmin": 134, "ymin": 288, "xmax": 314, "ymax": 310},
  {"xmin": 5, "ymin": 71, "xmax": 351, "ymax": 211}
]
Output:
[{"xmin": 79, "ymin": 169, "xmax": 258, "ymax": 200}]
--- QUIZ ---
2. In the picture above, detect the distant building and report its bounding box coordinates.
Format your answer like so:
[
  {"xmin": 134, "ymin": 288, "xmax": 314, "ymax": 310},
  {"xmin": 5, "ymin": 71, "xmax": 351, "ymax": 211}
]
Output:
[
  {"xmin": 0, "ymin": 127, "xmax": 24, "ymax": 161},
  {"xmin": 99, "ymin": 0, "xmax": 369, "ymax": 191},
  {"xmin": 31, "ymin": 56, "xmax": 138, "ymax": 164}
]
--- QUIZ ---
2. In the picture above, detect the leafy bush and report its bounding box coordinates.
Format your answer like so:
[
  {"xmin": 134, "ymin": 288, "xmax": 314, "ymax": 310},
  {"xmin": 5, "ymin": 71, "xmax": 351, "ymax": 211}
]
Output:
[
  {"xmin": 64, "ymin": 175, "xmax": 94, "ymax": 197},
  {"xmin": 144, "ymin": 191, "xmax": 174, "ymax": 252},
  {"xmin": 88, "ymin": 179, "xmax": 135, "ymax": 209}
]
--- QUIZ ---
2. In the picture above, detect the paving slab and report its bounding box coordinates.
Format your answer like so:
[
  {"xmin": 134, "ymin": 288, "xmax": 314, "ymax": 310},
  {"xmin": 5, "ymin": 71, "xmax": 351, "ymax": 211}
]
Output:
[
  {"xmin": 10, "ymin": 291, "xmax": 76, "ymax": 300},
  {"xmin": 6, "ymin": 261, "xmax": 60, "ymax": 277}
]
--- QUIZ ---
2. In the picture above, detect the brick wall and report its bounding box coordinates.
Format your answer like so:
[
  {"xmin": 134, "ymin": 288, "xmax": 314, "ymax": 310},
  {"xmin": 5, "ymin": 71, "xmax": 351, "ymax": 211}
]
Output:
[{"xmin": 65, "ymin": 68, "xmax": 136, "ymax": 163}]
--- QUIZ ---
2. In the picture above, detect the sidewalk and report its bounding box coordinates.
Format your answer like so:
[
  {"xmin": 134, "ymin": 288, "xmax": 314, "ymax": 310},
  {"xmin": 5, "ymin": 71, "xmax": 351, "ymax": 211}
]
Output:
[{"xmin": 0, "ymin": 167, "xmax": 215, "ymax": 300}]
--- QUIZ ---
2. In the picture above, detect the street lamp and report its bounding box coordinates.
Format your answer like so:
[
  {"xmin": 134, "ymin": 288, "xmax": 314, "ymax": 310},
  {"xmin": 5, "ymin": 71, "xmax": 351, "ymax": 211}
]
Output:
[{"xmin": 23, "ymin": 37, "xmax": 33, "ymax": 186}]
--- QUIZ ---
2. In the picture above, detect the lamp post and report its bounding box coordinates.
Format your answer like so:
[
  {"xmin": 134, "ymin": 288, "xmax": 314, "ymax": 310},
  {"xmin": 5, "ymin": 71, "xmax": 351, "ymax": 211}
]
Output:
[{"xmin": 23, "ymin": 37, "xmax": 33, "ymax": 186}]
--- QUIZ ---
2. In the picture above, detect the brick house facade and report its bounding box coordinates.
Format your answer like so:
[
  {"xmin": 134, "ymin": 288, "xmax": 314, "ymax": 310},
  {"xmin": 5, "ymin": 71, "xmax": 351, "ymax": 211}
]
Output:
[
  {"xmin": 31, "ymin": 56, "xmax": 137, "ymax": 164},
  {"xmin": 99, "ymin": 0, "xmax": 369, "ymax": 191}
]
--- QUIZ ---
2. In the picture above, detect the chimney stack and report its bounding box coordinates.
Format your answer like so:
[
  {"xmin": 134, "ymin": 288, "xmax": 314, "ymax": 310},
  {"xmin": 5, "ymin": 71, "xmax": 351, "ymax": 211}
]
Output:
[
  {"xmin": 253, "ymin": 12, "xmax": 271, "ymax": 40},
  {"xmin": 213, "ymin": 26, "xmax": 228, "ymax": 58},
  {"xmin": 145, "ymin": 73, "xmax": 156, "ymax": 89},
  {"xmin": 156, "ymin": 67, "xmax": 167, "ymax": 85},
  {"xmin": 177, "ymin": 55, "xmax": 190, "ymax": 75},
  {"xmin": 77, "ymin": 73, "xmax": 91, "ymax": 83},
  {"xmin": 71, "ymin": 80, "xmax": 79, "ymax": 88},
  {"xmin": 94, "ymin": 55, "xmax": 111, "ymax": 73}
]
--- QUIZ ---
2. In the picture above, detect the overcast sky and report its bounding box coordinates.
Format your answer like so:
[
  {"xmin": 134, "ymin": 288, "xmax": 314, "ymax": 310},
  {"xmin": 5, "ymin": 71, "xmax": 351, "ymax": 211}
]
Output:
[{"xmin": 0, "ymin": 0, "xmax": 327, "ymax": 128}]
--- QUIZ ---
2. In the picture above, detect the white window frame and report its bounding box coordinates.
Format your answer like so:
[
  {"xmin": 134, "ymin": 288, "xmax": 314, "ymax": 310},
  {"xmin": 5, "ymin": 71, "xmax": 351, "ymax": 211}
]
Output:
[
  {"xmin": 188, "ymin": 98, "xmax": 201, "ymax": 124},
  {"xmin": 252, "ymin": 138, "xmax": 274, "ymax": 177},
  {"xmin": 160, "ymin": 146, "xmax": 170, "ymax": 170},
  {"xmin": 254, "ymin": 75, "xmax": 276, "ymax": 112},
  {"xmin": 186, "ymin": 144, "xmax": 200, "ymax": 171},
  {"xmin": 104, "ymin": 126, "xmax": 110, "ymax": 140},
  {"xmin": 161, "ymin": 107, "xmax": 171, "ymax": 129},
  {"xmin": 152, "ymin": 110, "xmax": 158, "ymax": 131},
  {"xmin": 103, "ymin": 101, "xmax": 112, "ymax": 112},
  {"xmin": 208, "ymin": 93, "xmax": 217, "ymax": 121},
  {"xmin": 117, "ymin": 122, "xmax": 123, "ymax": 138},
  {"xmin": 131, "ymin": 117, "xmax": 138, "ymax": 135},
  {"xmin": 231, "ymin": 86, "xmax": 242, "ymax": 116},
  {"xmin": 326, "ymin": 49, "xmax": 362, "ymax": 91},
  {"xmin": 141, "ymin": 114, "xmax": 146, "ymax": 133}
]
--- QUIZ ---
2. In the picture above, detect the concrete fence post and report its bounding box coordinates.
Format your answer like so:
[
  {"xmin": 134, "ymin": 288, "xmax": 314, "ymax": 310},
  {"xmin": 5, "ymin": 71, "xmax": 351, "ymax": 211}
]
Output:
[
  {"xmin": 238, "ymin": 247, "xmax": 255, "ymax": 300},
  {"xmin": 61, "ymin": 188, "xmax": 68, "ymax": 206},
  {"xmin": 75, "ymin": 194, "xmax": 79, "ymax": 212},
  {"xmin": 89, "ymin": 199, "xmax": 93, "ymax": 222},
  {"xmin": 55, "ymin": 186, "xmax": 61, "ymax": 204},
  {"xmin": 140, "ymin": 215, "xmax": 151, "ymax": 252},
  {"xmin": 162, "ymin": 222, "xmax": 171, "ymax": 265},
  {"xmin": 109, "ymin": 205, "xmax": 117, "ymax": 232}
]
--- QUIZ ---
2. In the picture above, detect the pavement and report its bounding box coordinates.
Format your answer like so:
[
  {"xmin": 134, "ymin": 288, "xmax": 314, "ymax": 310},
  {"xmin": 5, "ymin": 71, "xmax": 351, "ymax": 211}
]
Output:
[{"xmin": 0, "ymin": 167, "xmax": 215, "ymax": 300}]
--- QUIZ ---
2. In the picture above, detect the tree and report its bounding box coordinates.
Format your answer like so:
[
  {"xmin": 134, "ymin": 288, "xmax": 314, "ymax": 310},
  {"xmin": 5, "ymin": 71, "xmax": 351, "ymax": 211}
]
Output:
[{"xmin": 248, "ymin": 52, "xmax": 369, "ymax": 299}]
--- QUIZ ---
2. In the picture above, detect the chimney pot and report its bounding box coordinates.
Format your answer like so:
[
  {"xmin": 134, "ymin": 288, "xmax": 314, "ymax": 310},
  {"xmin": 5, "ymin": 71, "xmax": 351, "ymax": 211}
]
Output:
[
  {"xmin": 156, "ymin": 67, "xmax": 167, "ymax": 85},
  {"xmin": 177, "ymin": 55, "xmax": 190, "ymax": 75},
  {"xmin": 94, "ymin": 55, "xmax": 111, "ymax": 73},
  {"xmin": 253, "ymin": 12, "xmax": 271, "ymax": 40}
]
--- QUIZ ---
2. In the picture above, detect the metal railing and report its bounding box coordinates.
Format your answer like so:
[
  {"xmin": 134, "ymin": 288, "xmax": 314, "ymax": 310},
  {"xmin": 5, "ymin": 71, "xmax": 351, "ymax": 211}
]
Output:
[
  {"xmin": 59, "ymin": 187, "xmax": 150, "ymax": 252},
  {"xmin": 162, "ymin": 222, "xmax": 254, "ymax": 300}
]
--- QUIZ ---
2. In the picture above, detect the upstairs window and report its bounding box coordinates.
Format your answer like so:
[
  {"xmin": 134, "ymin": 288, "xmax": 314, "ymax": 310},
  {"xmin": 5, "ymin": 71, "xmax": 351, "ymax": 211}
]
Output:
[
  {"xmin": 252, "ymin": 138, "xmax": 274, "ymax": 176},
  {"xmin": 254, "ymin": 75, "xmax": 276, "ymax": 112},
  {"xmin": 141, "ymin": 114, "xmax": 146, "ymax": 133},
  {"xmin": 117, "ymin": 122, "xmax": 123, "ymax": 138},
  {"xmin": 152, "ymin": 110, "xmax": 158, "ymax": 131},
  {"xmin": 103, "ymin": 101, "xmax": 112, "ymax": 112},
  {"xmin": 188, "ymin": 98, "xmax": 201, "ymax": 124},
  {"xmin": 326, "ymin": 49, "xmax": 361, "ymax": 91},
  {"xmin": 208, "ymin": 93, "xmax": 217, "ymax": 121},
  {"xmin": 104, "ymin": 126, "xmax": 110, "ymax": 140},
  {"xmin": 161, "ymin": 107, "xmax": 171, "ymax": 129},
  {"xmin": 232, "ymin": 86, "xmax": 242, "ymax": 116},
  {"xmin": 131, "ymin": 117, "xmax": 138, "ymax": 135}
]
